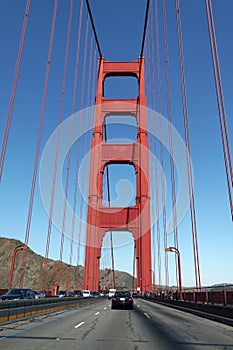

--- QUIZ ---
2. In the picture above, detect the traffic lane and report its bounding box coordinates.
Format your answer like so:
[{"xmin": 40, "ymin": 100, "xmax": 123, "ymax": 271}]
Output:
[
  {"xmin": 0, "ymin": 298, "xmax": 108, "ymax": 350},
  {"xmin": 0, "ymin": 297, "xmax": 106, "ymax": 337},
  {"xmin": 136, "ymin": 298, "xmax": 233, "ymax": 349},
  {"xmin": 83, "ymin": 301, "xmax": 188, "ymax": 350},
  {"xmin": 0, "ymin": 298, "xmax": 191, "ymax": 350},
  {"xmin": 2, "ymin": 298, "xmax": 232, "ymax": 350}
]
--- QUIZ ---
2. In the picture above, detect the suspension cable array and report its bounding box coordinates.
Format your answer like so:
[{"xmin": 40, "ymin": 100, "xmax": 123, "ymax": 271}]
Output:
[
  {"xmin": 175, "ymin": 0, "xmax": 201, "ymax": 289},
  {"xmin": 20, "ymin": 0, "xmax": 59, "ymax": 288}
]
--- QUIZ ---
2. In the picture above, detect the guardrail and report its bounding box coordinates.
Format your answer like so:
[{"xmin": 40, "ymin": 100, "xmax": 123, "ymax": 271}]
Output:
[{"xmin": 0, "ymin": 296, "xmax": 102, "ymax": 323}]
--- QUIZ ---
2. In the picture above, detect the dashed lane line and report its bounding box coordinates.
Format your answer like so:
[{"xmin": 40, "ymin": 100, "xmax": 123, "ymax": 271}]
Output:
[{"xmin": 74, "ymin": 321, "xmax": 85, "ymax": 329}]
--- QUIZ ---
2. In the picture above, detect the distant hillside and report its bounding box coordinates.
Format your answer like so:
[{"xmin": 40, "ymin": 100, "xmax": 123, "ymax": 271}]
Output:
[{"xmin": 0, "ymin": 237, "xmax": 133, "ymax": 291}]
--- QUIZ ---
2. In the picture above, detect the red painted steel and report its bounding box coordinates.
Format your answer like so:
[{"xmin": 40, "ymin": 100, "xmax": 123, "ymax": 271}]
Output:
[
  {"xmin": 83, "ymin": 58, "xmax": 152, "ymax": 292},
  {"xmin": 9, "ymin": 245, "xmax": 28, "ymax": 290}
]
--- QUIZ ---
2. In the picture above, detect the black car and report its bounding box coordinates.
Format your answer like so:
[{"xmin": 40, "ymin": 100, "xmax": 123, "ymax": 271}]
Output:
[
  {"xmin": 56, "ymin": 290, "xmax": 69, "ymax": 298},
  {"xmin": 111, "ymin": 291, "xmax": 134, "ymax": 310},
  {"xmin": 33, "ymin": 290, "xmax": 46, "ymax": 299},
  {"xmin": 0, "ymin": 288, "xmax": 35, "ymax": 301},
  {"xmin": 73, "ymin": 290, "xmax": 83, "ymax": 298}
]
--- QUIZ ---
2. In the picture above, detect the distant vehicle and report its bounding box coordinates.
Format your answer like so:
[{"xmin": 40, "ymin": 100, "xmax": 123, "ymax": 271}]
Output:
[
  {"xmin": 73, "ymin": 290, "xmax": 83, "ymax": 298},
  {"xmin": 108, "ymin": 288, "xmax": 116, "ymax": 299},
  {"xmin": 0, "ymin": 288, "xmax": 35, "ymax": 301},
  {"xmin": 56, "ymin": 290, "xmax": 69, "ymax": 298},
  {"xmin": 34, "ymin": 290, "xmax": 45, "ymax": 299},
  {"xmin": 82, "ymin": 290, "xmax": 91, "ymax": 298},
  {"xmin": 111, "ymin": 291, "xmax": 134, "ymax": 310},
  {"xmin": 132, "ymin": 292, "xmax": 138, "ymax": 299}
]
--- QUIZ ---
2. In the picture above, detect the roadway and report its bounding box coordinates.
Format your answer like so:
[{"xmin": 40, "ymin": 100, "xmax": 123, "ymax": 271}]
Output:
[{"xmin": 0, "ymin": 298, "xmax": 233, "ymax": 349}]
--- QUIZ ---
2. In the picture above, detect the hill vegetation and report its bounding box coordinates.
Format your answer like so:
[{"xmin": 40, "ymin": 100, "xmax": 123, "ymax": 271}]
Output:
[{"xmin": 0, "ymin": 237, "xmax": 133, "ymax": 291}]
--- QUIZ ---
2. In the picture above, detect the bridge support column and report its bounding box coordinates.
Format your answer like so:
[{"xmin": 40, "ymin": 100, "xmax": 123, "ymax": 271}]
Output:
[{"xmin": 83, "ymin": 57, "xmax": 152, "ymax": 292}]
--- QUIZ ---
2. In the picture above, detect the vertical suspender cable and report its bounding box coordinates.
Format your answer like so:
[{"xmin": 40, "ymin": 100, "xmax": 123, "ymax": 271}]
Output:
[
  {"xmin": 69, "ymin": 21, "xmax": 91, "ymax": 291},
  {"xmin": 0, "ymin": 0, "xmax": 31, "ymax": 181},
  {"xmin": 103, "ymin": 122, "xmax": 116, "ymax": 289},
  {"xmin": 137, "ymin": 0, "xmax": 151, "ymax": 292},
  {"xmin": 64, "ymin": 0, "xmax": 84, "ymax": 290},
  {"xmin": 146, "ymin": 8, "xmax": 157, "ymax": 293},
  {"xmin": 20, "ymin": 0, "xmax": 58, "ymax": 288},
  {"xmin": 205, "ymin": 0, "xmax": 233, "ymax": 220},
  {"xmin": 162, "ymin": 0, "xmax": 178, "ymax": 289},
  {"xmin": 175, "ymin": 0, "xmax": 201, "ymax": 289},
  {"xmin": 74, "ymin": 15, "xmax": 89, "ymax": 288},
  {"xmin": 155, "ymin": 0, "xmax": 168, "ymax": 289},
  {"xmin": 42, "ymin": 0, "xmax": 74, "ymax": 291},
  {"xmin": 57, "ymin": 10, "xmax": 89, "ymax": 289},
  {"xmin": 66, "ymin": 2, "xmax": 90, "ymax": 290}
]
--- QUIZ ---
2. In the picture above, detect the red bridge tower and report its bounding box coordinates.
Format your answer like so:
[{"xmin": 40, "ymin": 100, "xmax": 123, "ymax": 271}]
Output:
[{"xmin": 83, "ymin": 57, "xmax": 152, "ymax": 293}]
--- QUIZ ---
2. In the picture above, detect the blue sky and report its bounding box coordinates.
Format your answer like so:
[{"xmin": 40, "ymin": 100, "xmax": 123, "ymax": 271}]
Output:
[{"xmin": 0, "ymin": 0, "xmax": 233, "ymax": 288}]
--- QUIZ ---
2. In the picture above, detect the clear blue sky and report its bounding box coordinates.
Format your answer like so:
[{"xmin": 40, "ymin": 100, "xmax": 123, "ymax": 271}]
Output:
[{"xmin": 0, "ymin": 0, "xmax": 232, "ymax": 288}]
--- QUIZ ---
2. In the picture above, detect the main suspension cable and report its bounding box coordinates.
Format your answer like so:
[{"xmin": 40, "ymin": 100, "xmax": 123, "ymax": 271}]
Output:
[{"xmin": 85, "ymin": 0, "xmax": 102, "ymax": 58}]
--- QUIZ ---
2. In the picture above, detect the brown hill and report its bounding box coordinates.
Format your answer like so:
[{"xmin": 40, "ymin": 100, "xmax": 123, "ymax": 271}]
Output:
[{"xmin": 0, "ymin": 237, "xmax": 133, "ymax": 291}]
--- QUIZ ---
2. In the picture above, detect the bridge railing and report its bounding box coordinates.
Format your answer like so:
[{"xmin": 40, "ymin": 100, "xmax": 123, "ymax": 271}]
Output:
[{"xmin": 144, "ymin": 284, "xmax": 233, "ymax": 307}]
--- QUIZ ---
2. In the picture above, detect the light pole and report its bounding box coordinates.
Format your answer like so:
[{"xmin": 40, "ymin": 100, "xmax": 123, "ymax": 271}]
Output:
[
  {"xmin": 165, "ymin": 247, "xmax": 182, "ymax": 301},
  {"xmin": 149, "ymin": 269, "xmax": 156, "ymax": 295},
  {"xmin": 8, "ymin": 245, "xmax": 29, "ymax": 290}
]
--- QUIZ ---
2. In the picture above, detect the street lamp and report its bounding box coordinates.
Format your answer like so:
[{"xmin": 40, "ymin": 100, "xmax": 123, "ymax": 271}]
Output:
[
  {"xmin": 8, "ymin": 245, "xmax": 29, "ymax": 290},
  {"xmin": 149, "ymin": 269, "xmax": 156, "ymax": 295},
  {"xmin": 139, "ymin": 277, "xmax": 146, "ymax": 294},
  {"xmin": 165, "ymin": 247, "xmax": 182, "ymax": 301}
]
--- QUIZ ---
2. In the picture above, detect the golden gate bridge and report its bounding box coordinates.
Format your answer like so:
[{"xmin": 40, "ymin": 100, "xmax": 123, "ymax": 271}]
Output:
[{"xmin": 0, "ymin": 0, "xmax": 232, "ymax": 296}]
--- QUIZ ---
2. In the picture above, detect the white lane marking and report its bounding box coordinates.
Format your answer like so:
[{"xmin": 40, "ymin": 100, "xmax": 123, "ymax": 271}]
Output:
[
  {"xmin": 74, "ymin": 321, "xmax": 85, "ymax": 328},
  {"xmin": 104, "ymin": 307, "xmax": 107, "ymax": 310},
  {"xmin": 144, "ymin": 312, "xmax": 150, "ymax": 319},
  {"xmin": 137, "ymin": 304, "xmax": 140, "ymax": 308},
  {"xmin": 95, "ymin": 312, "xmax": 100, "ymax": 315}
]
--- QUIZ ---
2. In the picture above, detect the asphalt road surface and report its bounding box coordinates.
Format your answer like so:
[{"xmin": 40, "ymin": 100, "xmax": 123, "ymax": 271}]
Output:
[{"xmin": 0, "ymin": 298, "xmax": 233, "ymax": 349}]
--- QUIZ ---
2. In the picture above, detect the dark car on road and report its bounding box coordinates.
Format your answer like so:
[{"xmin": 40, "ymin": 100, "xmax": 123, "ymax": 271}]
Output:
[
  {"xmin": 56, "ymin": 290, "xmax": 69, "ymax": 298},
  {"xmin": 111, "ymin": 291, "xmax": 134, "ymax": 310},
  {"xmin": 33, "ymin": 290, "xmax": 46, "ymax": 299},
  {"xmin": 73, "ymin": 290, "xmax": 83, "ymax": 298},
  {"xmin": 0, "ymin": 288, "xmax": 35, "ymax": 301}
]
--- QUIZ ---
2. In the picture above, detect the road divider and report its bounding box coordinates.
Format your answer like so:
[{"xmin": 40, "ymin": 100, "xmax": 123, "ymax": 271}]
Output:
[{"xmin": 0, "ymin": 296, "xmax": 103, "ymax": 324}]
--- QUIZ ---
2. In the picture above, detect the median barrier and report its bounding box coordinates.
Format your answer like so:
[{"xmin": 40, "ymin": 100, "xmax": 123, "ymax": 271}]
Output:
[{"xmin": 0, "ymin": 296, "xmax": 102, "ymax": 323}]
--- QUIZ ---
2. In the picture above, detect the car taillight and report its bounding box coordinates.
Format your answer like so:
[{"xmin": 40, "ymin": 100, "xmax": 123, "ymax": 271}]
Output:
[
  {"xmin": 112, "ymin": 298, "xmax": 116, "ymax": 301},
  {"xmin": 128, "ymin": 298, "xmax": 133, "ymax": 301}
]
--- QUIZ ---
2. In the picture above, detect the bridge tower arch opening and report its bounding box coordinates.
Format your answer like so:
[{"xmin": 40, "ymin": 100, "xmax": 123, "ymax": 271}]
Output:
[
  {"xmin": 83, "ymin": 58, "xmax": 152, "ymax": 293},
  {"xmin": 99, "ymin": 230, "xmax": 135, "ymax": 290},
  {"xmin": 102, "ymin": 162, "xmax": 136, "ymax": 207}
]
